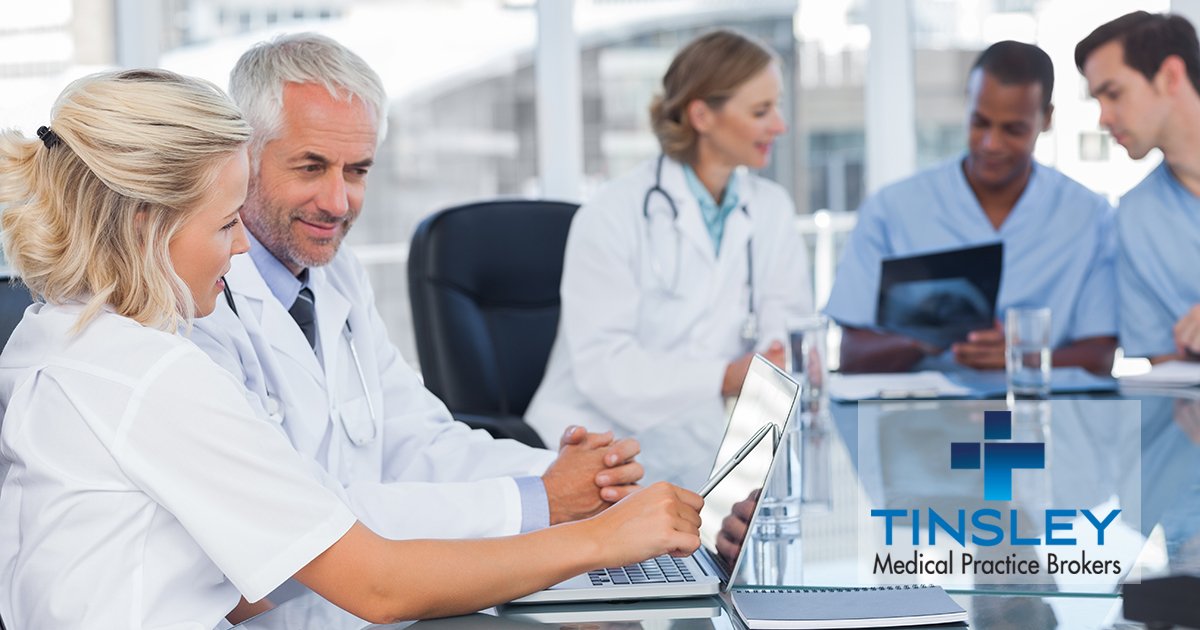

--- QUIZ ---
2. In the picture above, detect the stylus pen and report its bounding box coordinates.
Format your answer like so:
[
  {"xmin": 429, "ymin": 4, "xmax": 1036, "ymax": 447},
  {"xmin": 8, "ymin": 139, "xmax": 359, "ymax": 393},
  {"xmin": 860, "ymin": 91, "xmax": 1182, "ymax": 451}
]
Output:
[{"xmin": 698, "ymin": 422, "xmax": 775, "ymax": 498}]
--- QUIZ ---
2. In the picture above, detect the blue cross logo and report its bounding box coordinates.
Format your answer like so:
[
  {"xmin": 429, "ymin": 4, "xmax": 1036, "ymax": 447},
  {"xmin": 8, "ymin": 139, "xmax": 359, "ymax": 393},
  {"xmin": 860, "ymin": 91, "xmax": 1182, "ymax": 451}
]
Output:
[{"xmin": 950, "ymin": 410, "xmax": 1045, "ymax": 501}]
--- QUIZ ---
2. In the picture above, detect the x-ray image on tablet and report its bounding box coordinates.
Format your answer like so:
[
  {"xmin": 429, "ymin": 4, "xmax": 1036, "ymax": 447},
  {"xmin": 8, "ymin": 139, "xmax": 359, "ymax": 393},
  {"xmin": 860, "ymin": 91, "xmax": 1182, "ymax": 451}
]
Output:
[{"xmin": 875, "ymin": 243, "xmax": 1003, "ymax": 349}]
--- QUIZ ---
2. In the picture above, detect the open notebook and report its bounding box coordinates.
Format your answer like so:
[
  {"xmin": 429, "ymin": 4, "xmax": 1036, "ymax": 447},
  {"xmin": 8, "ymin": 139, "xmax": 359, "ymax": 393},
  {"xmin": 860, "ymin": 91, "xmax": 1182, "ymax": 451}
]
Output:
[
  {"xmin": 830, "ymin": 367, "xmax": 1117, "ymax": 401},
  {"xmin": 1119, "ymin": 360, "xmax": 1200, "ymax": 388}
]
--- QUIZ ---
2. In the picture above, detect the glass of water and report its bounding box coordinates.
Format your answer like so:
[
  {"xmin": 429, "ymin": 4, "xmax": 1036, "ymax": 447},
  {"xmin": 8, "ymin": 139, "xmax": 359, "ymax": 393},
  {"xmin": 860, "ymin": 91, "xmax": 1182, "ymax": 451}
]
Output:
[
  {"xmin": 749, "ymin": 417, "xmax": 805, "ymax": 585},
  {"xmin": 786, "ymin": 315, "xmax": 829, "ymax": 416},
  {"xmin": 1006, "ymin": 307, "xmax": 1052, "ymax": 400}
]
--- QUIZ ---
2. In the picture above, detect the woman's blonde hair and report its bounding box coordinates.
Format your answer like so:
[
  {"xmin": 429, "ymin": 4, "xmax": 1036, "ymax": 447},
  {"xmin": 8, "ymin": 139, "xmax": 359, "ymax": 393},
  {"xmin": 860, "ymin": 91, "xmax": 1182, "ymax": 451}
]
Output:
[
  {"xmin": 0, "ymin": 69, "xmax": 251, "ymax": 332},
  {"xmin": 649, "ymin": 30, "xmax": 776, "ymax": 164}
]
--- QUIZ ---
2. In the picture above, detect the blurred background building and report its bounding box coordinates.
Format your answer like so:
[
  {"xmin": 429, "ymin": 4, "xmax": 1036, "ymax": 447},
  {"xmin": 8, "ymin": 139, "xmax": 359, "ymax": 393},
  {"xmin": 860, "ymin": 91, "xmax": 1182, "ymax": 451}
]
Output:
[{"xmin": 0, "ymin": 0, "xmax": 1179, "ymax": 361}]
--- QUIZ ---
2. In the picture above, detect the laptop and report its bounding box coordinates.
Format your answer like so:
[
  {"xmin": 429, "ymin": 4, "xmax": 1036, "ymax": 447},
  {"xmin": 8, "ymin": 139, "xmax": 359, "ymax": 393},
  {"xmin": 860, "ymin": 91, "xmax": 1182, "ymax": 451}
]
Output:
[{"xmin": 509, "ymin": 355, "xmax": 800, "ymax": 604}]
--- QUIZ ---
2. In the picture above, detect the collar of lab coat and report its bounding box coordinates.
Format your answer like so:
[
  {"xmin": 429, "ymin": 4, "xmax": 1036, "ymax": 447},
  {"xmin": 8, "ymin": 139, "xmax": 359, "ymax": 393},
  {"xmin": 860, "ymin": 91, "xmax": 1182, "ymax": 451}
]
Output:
[
  {"xmin": 655, "ymin": 156, "xmax": 756, "ymax": 264},
  {"xmin": 225, "ymin": 251, "xmax": 351, "ymax": 385}
]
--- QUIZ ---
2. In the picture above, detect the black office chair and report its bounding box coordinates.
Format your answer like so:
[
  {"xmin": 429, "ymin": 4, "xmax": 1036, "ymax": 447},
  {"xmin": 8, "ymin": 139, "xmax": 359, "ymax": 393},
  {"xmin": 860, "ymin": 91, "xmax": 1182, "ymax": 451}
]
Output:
[
  {"xmin": 0, "ymin": 275, "xmax": 34, "ymax": 352},
  {"xmin": 408, "ymin": 200, "xmax": 579, "ymax": 448},
  {"xmin": 0, "ymin": 276, "xmax": 31, "ymax": 630}
]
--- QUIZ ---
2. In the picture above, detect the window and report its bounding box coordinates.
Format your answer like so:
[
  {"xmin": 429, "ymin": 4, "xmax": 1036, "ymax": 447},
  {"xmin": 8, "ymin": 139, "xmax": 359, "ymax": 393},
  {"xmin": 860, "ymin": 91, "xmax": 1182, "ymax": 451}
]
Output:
[{"xmin": 1079, "ymin": 131, "xmax": 1110, "ymax": 162}]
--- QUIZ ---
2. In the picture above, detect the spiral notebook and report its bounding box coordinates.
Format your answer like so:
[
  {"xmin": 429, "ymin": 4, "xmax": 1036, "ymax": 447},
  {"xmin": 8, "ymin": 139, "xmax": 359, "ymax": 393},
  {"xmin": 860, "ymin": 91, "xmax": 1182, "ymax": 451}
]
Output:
[{"xmin": 731, "ymin": 585, "xmax": 967, "ymax": 629}]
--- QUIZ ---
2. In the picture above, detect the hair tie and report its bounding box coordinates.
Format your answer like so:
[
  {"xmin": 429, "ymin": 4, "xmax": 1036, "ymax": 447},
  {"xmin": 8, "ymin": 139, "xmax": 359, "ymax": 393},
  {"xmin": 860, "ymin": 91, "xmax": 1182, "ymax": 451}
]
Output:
[{"xmin": 36, "ymin": 126, "xmax": 61, "ymax": 149}]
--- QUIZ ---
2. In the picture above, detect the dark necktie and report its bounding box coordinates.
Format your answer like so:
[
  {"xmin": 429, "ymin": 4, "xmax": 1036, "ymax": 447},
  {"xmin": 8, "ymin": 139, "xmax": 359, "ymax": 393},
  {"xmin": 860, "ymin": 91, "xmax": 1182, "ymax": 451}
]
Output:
[{"xmin": 289, "ymin": 286, "xmax": 317, "ymax": 350}]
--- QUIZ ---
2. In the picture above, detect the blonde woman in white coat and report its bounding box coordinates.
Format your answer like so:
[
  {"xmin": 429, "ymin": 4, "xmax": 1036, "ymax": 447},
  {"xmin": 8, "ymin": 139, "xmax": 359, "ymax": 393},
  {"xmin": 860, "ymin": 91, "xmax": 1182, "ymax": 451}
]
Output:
[
  {"xmin": 527, "ymin": 31, "xmax": 813, "ymax": 471},
  {"xmin": 0, "ymin": 69, "xmax": 701, "ymax": 630}
]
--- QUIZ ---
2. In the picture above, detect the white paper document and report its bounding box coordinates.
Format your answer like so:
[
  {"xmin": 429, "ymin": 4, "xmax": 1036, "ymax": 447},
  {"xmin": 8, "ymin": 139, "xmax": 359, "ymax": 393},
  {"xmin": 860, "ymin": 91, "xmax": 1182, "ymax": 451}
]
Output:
[
  {"xmin": 1118, "ymin": 360, "xmax": 1200, "ymax": 388},
  {"xmin": 829, "ymin": 371, "xmax": 973, "ymax": 401}
]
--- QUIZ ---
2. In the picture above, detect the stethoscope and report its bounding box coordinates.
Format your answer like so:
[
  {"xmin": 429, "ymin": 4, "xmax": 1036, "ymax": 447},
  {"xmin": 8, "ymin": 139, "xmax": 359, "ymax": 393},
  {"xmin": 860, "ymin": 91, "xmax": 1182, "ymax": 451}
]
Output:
[
  {"xmin": 642, "ymin": 154, "xmax": 759, "ymax": 350},
  {"xmin": 223, "ymin": 278, "xmax": 379, "ymax": 440}
]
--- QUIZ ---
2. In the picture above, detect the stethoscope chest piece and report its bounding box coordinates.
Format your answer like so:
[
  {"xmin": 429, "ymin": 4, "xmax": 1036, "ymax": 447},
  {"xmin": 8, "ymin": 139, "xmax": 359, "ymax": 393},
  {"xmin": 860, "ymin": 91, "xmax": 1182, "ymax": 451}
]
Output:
[
  {"xmin": 264, "ymin": 397, "xmax": 283, "ymax": 424},
  {"xmin": 338, "ymin": 404, "xmax": 378, "ymax": 446},
  {"xmin": 740, "ymin": 314, "xmax": 759, "ymax": 352}
]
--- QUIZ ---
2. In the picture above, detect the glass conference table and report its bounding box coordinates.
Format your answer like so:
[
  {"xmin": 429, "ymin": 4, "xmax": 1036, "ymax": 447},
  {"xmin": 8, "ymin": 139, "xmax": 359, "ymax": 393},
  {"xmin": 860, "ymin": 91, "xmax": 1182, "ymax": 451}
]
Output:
[{"xmin": 233, "ymin": 388, "xmax": 1200, "ymax": 629}]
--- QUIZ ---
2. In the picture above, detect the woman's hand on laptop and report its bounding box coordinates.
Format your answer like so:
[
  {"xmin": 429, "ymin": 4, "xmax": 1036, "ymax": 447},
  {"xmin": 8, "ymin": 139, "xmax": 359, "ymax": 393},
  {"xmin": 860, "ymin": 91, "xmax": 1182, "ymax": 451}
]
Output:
[{"xmin": 581, "ymin": 482, "xmax": 703, "ymax": 567}]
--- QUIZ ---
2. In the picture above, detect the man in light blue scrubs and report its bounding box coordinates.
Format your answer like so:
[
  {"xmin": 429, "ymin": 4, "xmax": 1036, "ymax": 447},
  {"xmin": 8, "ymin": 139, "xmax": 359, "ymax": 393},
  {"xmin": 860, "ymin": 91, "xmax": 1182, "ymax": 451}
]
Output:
[
  {"xmin": 1077, "ymin": 12, "xmax": 1200, "ymax": 363},
  {"xmin": 825, "ymin": 41, "xmax": 1117, "ymax": 374}
]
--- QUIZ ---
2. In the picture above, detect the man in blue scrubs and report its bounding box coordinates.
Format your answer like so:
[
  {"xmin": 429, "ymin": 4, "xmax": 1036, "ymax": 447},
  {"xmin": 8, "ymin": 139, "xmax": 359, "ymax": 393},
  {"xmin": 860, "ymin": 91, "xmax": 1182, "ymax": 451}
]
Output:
[
  {"xmin": 1077, "ymin": 12, "xmax": 1200, "ymax": 363},
  {"xmin": 825, "ymin": 41, "xmax": 1117, "ymax": 374}
]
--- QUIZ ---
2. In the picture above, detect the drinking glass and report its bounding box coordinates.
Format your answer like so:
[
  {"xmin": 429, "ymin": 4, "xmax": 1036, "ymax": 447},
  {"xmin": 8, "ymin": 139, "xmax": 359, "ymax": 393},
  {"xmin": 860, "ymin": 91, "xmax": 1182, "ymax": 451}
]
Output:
[{"xmin": 1006, "ymin": 307, "xmax": 1052, "ymax": 400}]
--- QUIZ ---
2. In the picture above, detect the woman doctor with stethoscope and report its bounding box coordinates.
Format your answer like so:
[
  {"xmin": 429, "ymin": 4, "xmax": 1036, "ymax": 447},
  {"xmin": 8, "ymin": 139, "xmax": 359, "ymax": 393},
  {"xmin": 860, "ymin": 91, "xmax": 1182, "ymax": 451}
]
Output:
[{"xmin": 526, "ymin": 30, "xmax": 813, "ymax": 470}]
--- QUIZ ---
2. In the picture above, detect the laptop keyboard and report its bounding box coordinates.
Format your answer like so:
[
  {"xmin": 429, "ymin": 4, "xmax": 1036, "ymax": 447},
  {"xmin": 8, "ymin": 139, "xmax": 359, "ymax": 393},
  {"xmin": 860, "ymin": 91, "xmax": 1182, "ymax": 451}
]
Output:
[{"xmin": 588, "ymin": 555, "xmax": 695, "ymax": 586}]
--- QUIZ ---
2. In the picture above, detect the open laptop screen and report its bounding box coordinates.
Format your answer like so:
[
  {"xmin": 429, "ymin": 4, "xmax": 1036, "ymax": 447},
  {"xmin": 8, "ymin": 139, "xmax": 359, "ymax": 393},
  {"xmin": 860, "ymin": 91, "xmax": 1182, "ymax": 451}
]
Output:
[{"xmin": 697, "ymin": 356, "xmax": 799, "ymax": 576}]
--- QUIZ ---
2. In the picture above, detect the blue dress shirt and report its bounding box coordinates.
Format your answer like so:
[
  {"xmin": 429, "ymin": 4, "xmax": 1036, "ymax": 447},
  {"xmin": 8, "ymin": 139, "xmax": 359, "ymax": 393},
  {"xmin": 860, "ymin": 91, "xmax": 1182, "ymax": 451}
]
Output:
[{"xmin": 682, "ymin": 163, "xmax": 741, "ymax": 254}]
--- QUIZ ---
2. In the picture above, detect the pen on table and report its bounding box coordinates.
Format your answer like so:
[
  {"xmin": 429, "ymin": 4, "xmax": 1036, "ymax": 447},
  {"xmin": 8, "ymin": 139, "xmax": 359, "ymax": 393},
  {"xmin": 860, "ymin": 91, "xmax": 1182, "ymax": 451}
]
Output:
[{"xmin": 698, "ymin": 422, "xmax": 774, "ymax": 498}]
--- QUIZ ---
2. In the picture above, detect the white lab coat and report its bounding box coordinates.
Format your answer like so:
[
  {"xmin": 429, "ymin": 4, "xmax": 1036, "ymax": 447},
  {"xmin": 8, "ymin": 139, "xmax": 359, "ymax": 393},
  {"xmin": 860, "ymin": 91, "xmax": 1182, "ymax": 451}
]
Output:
[
  {"xmin": 190, "ymin": 248, "xmax": 556, "ymax": 541},
  {"xmin": 526, "ymin": 156, "xmax": 813, "ymax": 447},
  {"xmin": 0, "ymin": 303, "xmax": 356, "ymax": 629}
]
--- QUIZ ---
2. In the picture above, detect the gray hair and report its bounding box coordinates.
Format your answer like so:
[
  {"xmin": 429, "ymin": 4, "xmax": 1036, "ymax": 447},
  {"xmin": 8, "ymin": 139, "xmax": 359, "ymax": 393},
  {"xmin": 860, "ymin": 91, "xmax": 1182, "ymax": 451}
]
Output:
[{"xmin": 228, "ymin": 32, "xmax": 388, "ymax": 164}]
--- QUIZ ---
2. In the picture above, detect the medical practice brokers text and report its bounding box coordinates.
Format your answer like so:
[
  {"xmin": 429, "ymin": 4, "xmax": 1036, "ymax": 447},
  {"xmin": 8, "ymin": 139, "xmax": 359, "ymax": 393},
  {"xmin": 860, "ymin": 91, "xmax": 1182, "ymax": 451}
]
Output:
[{"xmin": 868, "ymin": 508, "xmax": 1124, "ymax": 577}]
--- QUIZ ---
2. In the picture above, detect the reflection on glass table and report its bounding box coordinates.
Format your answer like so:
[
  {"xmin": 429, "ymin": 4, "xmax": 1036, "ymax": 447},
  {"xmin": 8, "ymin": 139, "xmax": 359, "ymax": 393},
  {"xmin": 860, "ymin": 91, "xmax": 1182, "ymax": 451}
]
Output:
[
  {"xmin": 233, "ymin": 392, "xmax": 1200, "ymax": 629},
  {"xmin": 731, "ymin": 395, "xmax": 1200, "ymax": 598},
  {"xmin": 232, "ymin": 589, "xmax": 737, "ymax": 629},
  {"xmin": 232, "ymin": 584, "xmax": 1141, "ymax": 629}
]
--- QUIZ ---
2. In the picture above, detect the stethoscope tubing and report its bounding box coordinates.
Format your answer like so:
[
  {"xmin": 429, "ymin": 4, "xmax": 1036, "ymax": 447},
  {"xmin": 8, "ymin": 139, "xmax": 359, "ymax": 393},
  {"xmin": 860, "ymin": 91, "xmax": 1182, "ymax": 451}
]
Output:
[
  {"xmin": 221, "ymin": 278, "xmax": 380, "ymax": 429},
  {"xmin": 642, "ymin": 154, "xmax": 758, "ymax": 346}
]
